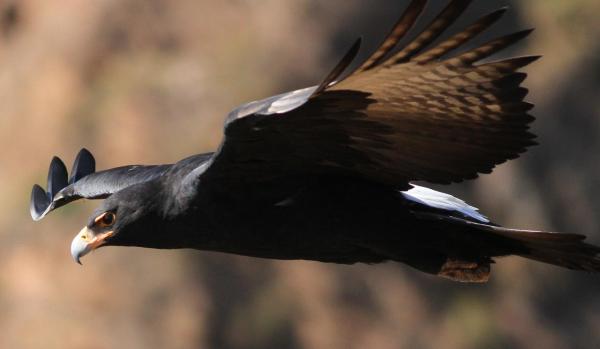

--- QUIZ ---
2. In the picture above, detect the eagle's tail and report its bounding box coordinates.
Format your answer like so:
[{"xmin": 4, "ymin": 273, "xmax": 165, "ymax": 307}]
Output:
[
  {"xmin": 399, "ymin": 213, "xmax": 600, "ymax": 283},
  {"xmin": 491, "ymin": 227, "xmax": 600, "ymax": 272},
  {"xmin": 435, "ymin": 223, "xmax": 600, "ymax": 283}
]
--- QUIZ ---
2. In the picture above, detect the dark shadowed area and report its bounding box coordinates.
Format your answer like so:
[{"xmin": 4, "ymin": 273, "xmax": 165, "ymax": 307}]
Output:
[{"xmin": 1, "ymin": 1, "xmax": 599, "ymax": 348}]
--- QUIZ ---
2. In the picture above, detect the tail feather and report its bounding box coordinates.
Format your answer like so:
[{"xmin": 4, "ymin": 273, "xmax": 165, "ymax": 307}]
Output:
[
  {"xmin": 451, "ymin": 216, "xmax": 600, "ymax": 272},
  {"xmin": 410, "ymin": 212, "xmax": 600, "ymax": 280},
  {"xmin": 492, "ymin": 227, "xmax": 600, "ymax": 272}
]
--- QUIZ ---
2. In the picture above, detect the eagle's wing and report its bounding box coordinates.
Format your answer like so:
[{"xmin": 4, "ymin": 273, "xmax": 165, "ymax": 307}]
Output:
[
  {"xmin": 30, "ymin": 149, "xmax": 172, "ymax": 220},
  {"xmin": 199, "ymin": 0, "xmax": 538, "ymax": 192}
]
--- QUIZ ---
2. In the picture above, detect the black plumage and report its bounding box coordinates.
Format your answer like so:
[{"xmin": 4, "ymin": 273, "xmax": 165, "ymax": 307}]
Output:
[{"xmin": 30, "ymin": 0, "xmax": 600, "ymax": 282}]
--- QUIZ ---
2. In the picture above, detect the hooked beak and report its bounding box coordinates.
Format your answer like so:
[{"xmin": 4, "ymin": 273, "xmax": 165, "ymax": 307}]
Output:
[{"xmin": 70, "ymin": 227, "xmax": 114, "ymax": 264}]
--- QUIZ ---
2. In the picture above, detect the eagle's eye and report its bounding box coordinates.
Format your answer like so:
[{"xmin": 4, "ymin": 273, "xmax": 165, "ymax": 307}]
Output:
[{"xmin": 95, "ymin": 211, "xmax": 116, "ymax": 227}]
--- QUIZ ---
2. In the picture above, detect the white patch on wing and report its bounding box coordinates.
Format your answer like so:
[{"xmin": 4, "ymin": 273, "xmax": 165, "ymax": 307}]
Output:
[
  {"xmin": 262, "ymin": 86, "xmax": 317, "ymax": 114},
  {"xmin": 401, "ymin": 185, "xmax": 489, "ymax": 223}
]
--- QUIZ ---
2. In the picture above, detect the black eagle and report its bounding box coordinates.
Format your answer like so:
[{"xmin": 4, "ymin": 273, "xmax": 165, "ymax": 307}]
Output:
[{"xmin": 30, "ymin": 0, "xmax": 600, "ymax": 282}]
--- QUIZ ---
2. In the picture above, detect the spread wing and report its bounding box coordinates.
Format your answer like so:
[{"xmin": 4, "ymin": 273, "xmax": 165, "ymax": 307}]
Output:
[
  {"xmin": 30, "ymin": 149, "xmax": 214, "ymax": 221},
  {"xmin": 200, "ymin": 0, "xmax": 537, "ymax": 191},
  {"xmin": 30, "ymin": 149, "xmax": 172, "ymax": 220}
]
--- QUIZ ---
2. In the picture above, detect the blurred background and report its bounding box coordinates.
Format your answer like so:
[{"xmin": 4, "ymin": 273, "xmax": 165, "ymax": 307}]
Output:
[{"xmin": 1, "ymin": 0, "xmax": 599, "ymax": 348}]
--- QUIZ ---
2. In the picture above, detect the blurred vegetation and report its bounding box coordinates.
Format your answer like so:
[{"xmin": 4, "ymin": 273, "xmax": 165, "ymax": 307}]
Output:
[{"xmin": 1, "ymin": 1, "xmax": 599, "ymax": 348}]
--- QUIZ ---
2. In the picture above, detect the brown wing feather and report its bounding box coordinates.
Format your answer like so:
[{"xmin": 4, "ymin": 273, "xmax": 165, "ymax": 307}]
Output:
[
  {"xmin": 415, "ymin": 7, "xmax": 507, "ymax": 64},
  {"xmin": 449, "ymin": 29, "xmax": 534, "ymax": 65},
  {"xmin": 357, "ymin": 0, "xmax": 427, "ymax": 72},
  {"xmin": 329, "ymin": 25, "xmax": 538, "ymax": 183},
  {"xmin": 388, "ymin": 0, "xmax": 473, "ymax": 65},
  {"xmin": 202, "ymin": 1, "xmax": 539, "ymax": 190},
  {"xmin": 314, "ymin": 38, "xmax": 362, "ymax": 94}
]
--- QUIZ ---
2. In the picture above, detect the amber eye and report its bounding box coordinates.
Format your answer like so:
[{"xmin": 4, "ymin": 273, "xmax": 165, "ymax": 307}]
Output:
[{"xmin": 96, "ymin": 212, "xmax": 116, "ymax": 227}]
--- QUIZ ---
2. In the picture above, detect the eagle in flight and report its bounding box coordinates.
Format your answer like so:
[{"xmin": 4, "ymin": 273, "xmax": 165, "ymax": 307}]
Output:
[{"xmin": 30, "ymin": 0, "xmax": 600, "ymax": 282}]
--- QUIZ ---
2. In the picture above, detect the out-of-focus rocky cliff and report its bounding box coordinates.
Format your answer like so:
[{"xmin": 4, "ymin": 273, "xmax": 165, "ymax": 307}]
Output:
[{"xmin": 1, "ymin": 1, "xmax": 599, "ymax": 348}]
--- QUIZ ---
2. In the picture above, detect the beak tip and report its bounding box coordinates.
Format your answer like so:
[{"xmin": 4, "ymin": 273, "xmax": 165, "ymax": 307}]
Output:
[
  {"xmin": 71, "ymin": 226, "xmax": 113, "ymax": 264},
  {"xmin": 71, "ymin": 228, "xmax": 90, "ymax": 265},
  {"xmin": 71, "ymin": 249, "xmax": 83, "ymax": 265}
]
